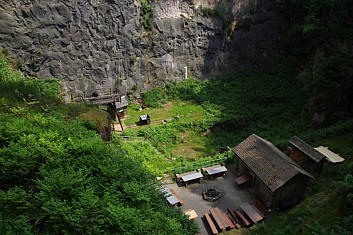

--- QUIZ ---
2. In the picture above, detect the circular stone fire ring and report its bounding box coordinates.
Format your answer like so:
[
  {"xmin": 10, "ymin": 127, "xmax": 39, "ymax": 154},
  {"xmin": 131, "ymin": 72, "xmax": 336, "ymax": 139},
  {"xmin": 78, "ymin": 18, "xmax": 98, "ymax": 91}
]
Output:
[{"xmin": 202, "ymin": 188, "xmax": 222, "ymax": 202}]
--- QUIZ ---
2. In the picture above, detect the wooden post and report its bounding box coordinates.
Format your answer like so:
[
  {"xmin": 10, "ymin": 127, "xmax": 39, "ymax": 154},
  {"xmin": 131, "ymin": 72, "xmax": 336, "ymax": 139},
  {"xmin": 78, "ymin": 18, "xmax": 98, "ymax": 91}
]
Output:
[
  {"xmin": 113, "ymin": 98, "xmax": 123, "ymax": 131},
  {"xmin": 117, "ymin": 113, "xmax": 123, "ymax": 131}
]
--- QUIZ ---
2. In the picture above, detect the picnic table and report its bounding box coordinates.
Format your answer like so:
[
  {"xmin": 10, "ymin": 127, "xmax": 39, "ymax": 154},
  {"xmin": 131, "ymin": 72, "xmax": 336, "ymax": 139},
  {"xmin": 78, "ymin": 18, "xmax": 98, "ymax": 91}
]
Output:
[
  {"xmin": 166, "ymin": 194, "xmax": 179, "ymax": 206},
  {"xmin": 209, "ymin": 208, "xmax": 226, "ymax": 231},
  {"xmin": 161, "ymin": 187, "xmax": 184, "ymax": 207},
  {"xmin": 204, "ymin": 213, "xmax": 219, "ymax": 235},
  {"xmin": 235, "ymin": 210, "xmax": 251, "ymax": 227},
  {"xmin": 227, "ymin": 208, "xmax": 241, "ymax": 229},
  {"xmin": 202, "ymin": 165, "xmax": 227, "ymax": 179},
  {"xmin": 209, "ymin": 207, "xmax": 235, "ymax": 231},
  {"xmin": 234, "ymin": 174, "xmax": 252, "ymax": 186},
  {"xmin": 176, "ymin": 171, "xmax": 203, "ymax": 186},
  {"xmin": 239, "ymin": 202, "xmax": 265, "ymax": 223}
]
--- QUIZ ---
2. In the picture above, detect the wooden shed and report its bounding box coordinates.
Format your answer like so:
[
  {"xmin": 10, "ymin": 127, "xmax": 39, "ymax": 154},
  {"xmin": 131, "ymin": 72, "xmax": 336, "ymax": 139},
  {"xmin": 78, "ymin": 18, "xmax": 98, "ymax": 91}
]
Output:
[
  {"xmin": 288, "ymin": 136, "xmax": 325, "ymax": 175},
  {"xmin": 232, "ymin": 134, "xmax": 314, "ymax": 210},
  {"xmin": 114, "ymin": 95, "xmax": 129, "ymax": 118},
  {"xmin": 106, "ymin": 95, "xmax": 129, "ymax": 120}
]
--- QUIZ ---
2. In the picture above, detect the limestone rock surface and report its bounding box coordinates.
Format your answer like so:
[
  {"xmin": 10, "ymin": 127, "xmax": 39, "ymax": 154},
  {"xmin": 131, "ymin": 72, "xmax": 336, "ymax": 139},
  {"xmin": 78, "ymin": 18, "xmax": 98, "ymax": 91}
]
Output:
[{"xmin": 0, "ymin": 0, "xmax": 285, "ymax": 101}]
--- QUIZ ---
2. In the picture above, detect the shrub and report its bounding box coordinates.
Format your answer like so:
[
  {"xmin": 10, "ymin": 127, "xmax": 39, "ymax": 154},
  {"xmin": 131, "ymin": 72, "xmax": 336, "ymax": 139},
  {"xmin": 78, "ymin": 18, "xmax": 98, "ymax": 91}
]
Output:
[
  {"xmin": 141, "ymin": 86, "xmax": 167, "ymax": 108},
  {"xmin": 140, "ymin": 0, "xmax": 153, "ymax": 31}
]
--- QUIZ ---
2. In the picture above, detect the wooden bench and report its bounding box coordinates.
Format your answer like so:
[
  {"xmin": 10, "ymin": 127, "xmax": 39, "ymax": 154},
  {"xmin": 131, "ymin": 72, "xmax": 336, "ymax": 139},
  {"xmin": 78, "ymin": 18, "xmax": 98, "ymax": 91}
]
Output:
[
  {"xmin": 251, "ymin": 204, "xmax": 265, "ymax": 219},
  {"xmin": 235, "ymin": 210, "xmax": 251, "ymax": 227},
  {"xmin": 222, "ymin": 212, "xmax": 235, "ymax": 230},
  {"xmin": 227, "ymin": 208, "xmax": 241, "ymax": 229},
  {"xmin": 215, "ymin": 208, "xmax": 232, "ymax": 230},
  {"xmin": 169, "ymin": 189, "xmax": 184, "ymax": 206},
  {"xmin": 213, "ymin": 207, "xmax": 234, "ymax": 230},
  {"xmin": 234, "ymin": 174, "xmax": 251, "ymax": 186},
  {"xmin": 204, "ymin": 213, "xmax": 219, "ymax": 235},
  {"xmin": 209, "ymin": 208, "xmax": 226, "ymax": 231}
]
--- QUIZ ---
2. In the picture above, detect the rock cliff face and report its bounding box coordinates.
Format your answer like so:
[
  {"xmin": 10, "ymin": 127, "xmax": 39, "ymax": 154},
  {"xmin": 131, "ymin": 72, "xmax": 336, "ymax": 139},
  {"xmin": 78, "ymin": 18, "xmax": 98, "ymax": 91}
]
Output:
[{"xmin": 0, "ymin": 0, "xmax": 285, "ymax": 101}]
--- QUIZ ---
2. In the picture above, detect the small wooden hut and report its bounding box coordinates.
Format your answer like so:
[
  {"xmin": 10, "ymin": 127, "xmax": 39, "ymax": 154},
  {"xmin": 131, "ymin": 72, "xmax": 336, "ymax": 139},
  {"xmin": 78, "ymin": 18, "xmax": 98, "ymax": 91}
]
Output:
[
  {"xmin": 114, "ymin": 95, "xmax": 129, "ymax": 118},
  {"xmin": 288, "ymin": 136, "xmax": 325, "ymax": 175},
  {"xmin": 233, "ymin": 134, "xmax": 314, "ymax": 210}
]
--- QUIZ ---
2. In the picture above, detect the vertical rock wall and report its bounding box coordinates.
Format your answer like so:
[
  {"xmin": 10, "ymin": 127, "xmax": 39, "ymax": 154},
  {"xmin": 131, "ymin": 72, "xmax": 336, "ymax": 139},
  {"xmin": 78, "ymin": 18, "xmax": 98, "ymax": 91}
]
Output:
[{"xmin": 0, "ymin": 0, "xmax": 285, "ymax": 101}]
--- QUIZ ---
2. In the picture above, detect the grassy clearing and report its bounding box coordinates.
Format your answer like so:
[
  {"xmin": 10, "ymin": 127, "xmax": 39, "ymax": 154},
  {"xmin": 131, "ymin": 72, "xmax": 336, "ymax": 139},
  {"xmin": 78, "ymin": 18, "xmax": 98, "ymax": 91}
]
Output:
[
  {"xmin": 171, "ymin": 138, "xmax": 214, "ymax": 159},
  {"xmin": 122, "ymin": 100, "xmax": 206, "ymax": 126}
]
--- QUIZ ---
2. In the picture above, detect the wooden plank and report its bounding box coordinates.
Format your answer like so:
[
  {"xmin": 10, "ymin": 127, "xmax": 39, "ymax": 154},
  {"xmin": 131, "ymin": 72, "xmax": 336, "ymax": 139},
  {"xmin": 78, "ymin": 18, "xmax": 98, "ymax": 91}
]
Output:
[
  {"xmin": 204, "ymin": 213, "xmax": 219, "ymax": 235},
  {"xmin": 169, "ymin": 189, "xmax": 184, "ymax": 206},
  {"xmin": 251, "ymin": 204, "xmax": 265, "ymax": 219},
  {"xmin": 215, "ymin": 208, "xmax": 231, "ymax": 229},
  {"xmin": 222, "ymin": 212, "xmax": 235, "ymax": 229},
  {"xmin": 181, "ymin": 172, "xmax": 203, "ymax": 182},
  {"xmin": 235, "ymin": 210, "xmax": 251, "ymax": 227},
  {"xmin": 227, "ymin": 208, "xmax": 238, "ymax": 223},
  {"xmin": 209, "ymin": 208, "xmax": 226, "ymax": 231},
  {"xmin": 239, "ymin": 202, "xmax": 264, "ymax": 223},
  {"xmin": 183, "ymin": 209, "xmax": 198, "ymax": 220},
  {"xmin": 227, "ymin": 208, "xmax": 241, "ymax": 229},
  {"xmin": 234, "ymin": 174, "xmax": 251, "ymax": 185},
  {"xmin": 202, "ymin": 165, "xmax": 227, "ymax": 176}
]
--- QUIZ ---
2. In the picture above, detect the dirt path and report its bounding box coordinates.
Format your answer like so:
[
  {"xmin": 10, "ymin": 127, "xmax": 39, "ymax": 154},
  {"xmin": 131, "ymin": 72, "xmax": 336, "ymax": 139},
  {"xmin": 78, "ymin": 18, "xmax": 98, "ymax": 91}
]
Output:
[{"xmin": 112, "ymin": 119, "xmax": 165, "ymax": 132}]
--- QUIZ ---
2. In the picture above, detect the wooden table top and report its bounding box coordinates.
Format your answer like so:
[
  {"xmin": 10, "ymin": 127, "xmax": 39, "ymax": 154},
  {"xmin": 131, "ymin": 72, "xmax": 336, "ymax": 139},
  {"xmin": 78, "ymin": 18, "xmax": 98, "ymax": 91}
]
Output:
[
  {"xmin": 239, "ymin": 202, "xmax": 264, "ymax": 223},
  {"xmin": 234, "ymin": 174, "xmax": 251, "ymax": 185}
]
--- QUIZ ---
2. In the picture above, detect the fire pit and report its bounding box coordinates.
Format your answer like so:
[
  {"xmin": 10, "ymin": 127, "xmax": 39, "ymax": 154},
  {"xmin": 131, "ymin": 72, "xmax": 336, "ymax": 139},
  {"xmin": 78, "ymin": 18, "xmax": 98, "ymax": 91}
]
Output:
[{"xmin": 202, "ymin": 188, "xmax": 222, "ymax": 202}]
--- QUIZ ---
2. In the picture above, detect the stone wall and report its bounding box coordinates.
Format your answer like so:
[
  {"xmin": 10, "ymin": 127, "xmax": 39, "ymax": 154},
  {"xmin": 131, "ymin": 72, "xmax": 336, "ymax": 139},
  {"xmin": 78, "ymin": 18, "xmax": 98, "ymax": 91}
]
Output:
[{"xmin": 0, "ymin": 0, "xmax": 285, "ymax": 101}]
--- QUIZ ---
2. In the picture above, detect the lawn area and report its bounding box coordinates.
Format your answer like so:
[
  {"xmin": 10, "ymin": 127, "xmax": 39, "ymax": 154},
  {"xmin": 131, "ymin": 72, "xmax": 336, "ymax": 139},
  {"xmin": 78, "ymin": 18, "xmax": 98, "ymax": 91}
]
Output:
[
  {"xmin": 122, "ymin": 100, "xmax": 206, "ymax": 126},
  {"xmin": 116, "ymin": 99, "xmax": 226, "ymax": 174},
  {"xmin": 171, "ymin": 137, "xmax": 214, "ymax": 160}
]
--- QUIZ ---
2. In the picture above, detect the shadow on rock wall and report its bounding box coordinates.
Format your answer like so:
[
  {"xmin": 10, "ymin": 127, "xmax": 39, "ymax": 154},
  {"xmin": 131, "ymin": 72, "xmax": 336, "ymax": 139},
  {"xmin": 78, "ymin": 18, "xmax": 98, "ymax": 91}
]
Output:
[{"xmin": 202, "ymin": 0, "xmax": 287, "ymax": 78}]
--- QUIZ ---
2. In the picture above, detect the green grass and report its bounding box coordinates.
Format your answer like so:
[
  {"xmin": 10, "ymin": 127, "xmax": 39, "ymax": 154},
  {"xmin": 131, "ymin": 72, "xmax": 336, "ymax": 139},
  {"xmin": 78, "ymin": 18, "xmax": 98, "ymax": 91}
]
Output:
[
  {"xmin": 122, "ymin": 100, "xmax": 207, "ymax": 126},
  {"xmin": 116, "ymin": 140, "xmax": 173, "ymax": 177},
  {"xmin": 171, "ymin": 136, "xmax": 215, "ymax": 159}
]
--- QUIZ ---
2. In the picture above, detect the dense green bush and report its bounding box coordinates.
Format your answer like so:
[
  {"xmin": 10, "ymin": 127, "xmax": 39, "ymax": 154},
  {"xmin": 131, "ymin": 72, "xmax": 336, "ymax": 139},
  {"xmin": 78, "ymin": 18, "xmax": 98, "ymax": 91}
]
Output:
[
  {"xmin": 118, "ymin": 141, "xmax": 172, "ymax": 176},
  {"xmin": 141, "ymin": 86, "xmax": 167, "ymax": 108}
]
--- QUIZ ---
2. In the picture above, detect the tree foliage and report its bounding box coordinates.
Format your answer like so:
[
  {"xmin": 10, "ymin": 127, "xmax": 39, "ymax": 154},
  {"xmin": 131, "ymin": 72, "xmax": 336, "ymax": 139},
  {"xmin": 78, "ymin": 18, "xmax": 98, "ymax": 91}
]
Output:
[{"xmin": 287, "ymin": 0, "xmax": 353, "ymax": 125}]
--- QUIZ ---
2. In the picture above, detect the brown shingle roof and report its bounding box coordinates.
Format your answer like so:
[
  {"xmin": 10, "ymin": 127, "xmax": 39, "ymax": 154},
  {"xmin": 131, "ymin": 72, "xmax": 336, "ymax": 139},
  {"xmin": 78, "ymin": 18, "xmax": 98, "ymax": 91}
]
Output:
[
  {"xmin": 233, "ymin": 134, "xmax": 313, "ymax": 192},
  {"xmin": 289, "ymin": 136, "xmax": 325, "ymax": 162}
]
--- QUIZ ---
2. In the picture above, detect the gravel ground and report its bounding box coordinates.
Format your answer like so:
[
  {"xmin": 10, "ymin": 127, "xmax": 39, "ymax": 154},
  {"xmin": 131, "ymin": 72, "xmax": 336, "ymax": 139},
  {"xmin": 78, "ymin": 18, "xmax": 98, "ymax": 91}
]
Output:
[{"xmin": 162, "ymin": 163, "xmax": 257, "ymax": 235}]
